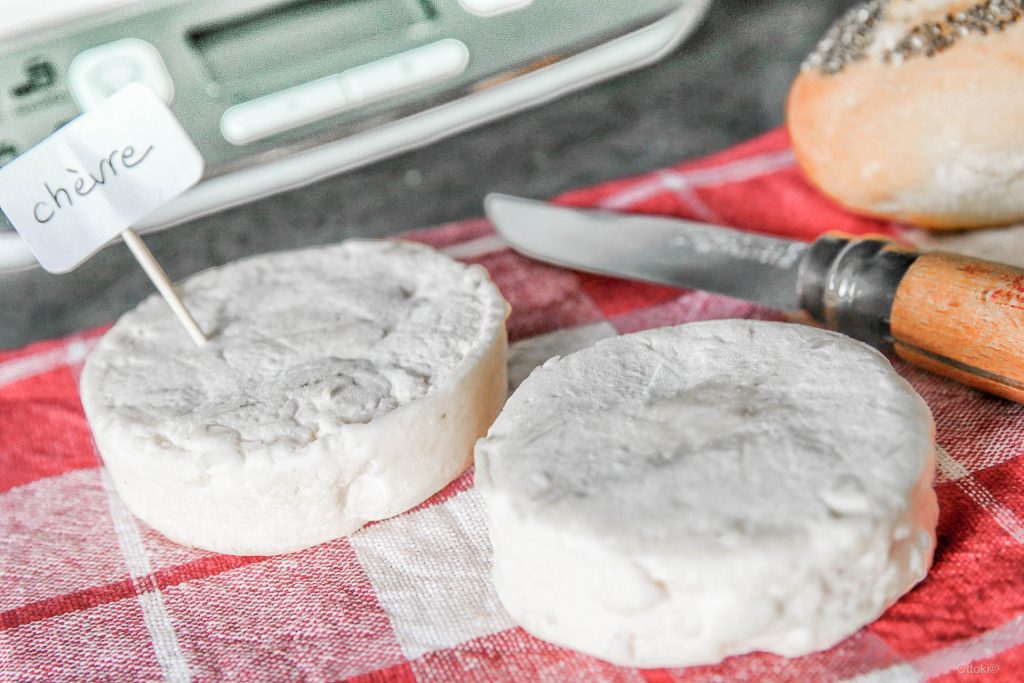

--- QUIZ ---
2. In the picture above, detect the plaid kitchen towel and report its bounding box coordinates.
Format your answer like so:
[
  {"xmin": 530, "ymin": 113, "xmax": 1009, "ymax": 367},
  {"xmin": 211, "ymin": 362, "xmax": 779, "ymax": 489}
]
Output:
[{"xmin": 2, "ymin": 127, "xmax": 1023, "ymax": 682}]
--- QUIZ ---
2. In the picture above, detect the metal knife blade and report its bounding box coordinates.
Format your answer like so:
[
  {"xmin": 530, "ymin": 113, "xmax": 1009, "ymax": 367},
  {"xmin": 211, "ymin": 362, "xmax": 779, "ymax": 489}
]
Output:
[{"xmin": 484, "ymin": 194, "xmax": 809, "ymax": 311}]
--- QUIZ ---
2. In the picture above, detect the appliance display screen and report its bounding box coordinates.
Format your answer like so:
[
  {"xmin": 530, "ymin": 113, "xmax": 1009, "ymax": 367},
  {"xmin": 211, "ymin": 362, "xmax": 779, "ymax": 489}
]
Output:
[{"xmin": 188, "ymin": 0, "xmax": 437, "ymax": 89}]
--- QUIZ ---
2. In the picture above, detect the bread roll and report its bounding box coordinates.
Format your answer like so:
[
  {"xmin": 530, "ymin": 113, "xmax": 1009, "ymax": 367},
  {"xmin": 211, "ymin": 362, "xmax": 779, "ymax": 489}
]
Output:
[
  {"xmin": 476, "ymin": 320, "xmax": 937, "ymax": 667},
  {"xmin": 787, "ymin": 0, "xmax": 1024, "ymax": 229},
  {"xmin": 81, "ymin": 240, "xmax": 508, "ymax": 555}
]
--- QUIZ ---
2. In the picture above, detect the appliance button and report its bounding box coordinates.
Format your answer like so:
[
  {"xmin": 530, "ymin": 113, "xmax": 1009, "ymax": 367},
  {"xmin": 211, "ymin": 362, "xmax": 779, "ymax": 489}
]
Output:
[
  {"xmin": 0, "ymin": 141, "xmax": 18, "ymax": 166},
  {"xmin": 339, "ymin": 39, "xmax": 469, "ymax": 104},
  {"xmin": 456, "ymin": 0, "xmax": 532, "ymax": 16},
  {"xmin": 221, "ymin": 76, "xmax": 349, "ymax": 146},
  {"xmin": 220, "ymin": 40, "xmax": 469, "ymax": 146},
  {"xmin": 68, "ymin": 38, "xmax": 174, "ymax": 110},
  {"xmin": 11, "ymin": 58, "xmax": 57, "ymax": 98}
]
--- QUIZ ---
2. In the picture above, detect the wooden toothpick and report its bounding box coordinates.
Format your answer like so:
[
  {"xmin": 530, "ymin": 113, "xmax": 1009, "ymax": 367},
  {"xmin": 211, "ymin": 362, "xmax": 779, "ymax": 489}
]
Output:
[{"xmin": 120, "ymin": 229, "xmax": 207, "ymax": 346}]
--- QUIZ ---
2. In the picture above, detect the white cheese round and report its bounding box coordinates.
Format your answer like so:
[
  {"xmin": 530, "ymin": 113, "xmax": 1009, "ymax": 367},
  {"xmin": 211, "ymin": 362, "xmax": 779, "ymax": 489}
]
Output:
[
  {"xmin": 81, "ymin": 240, "xmax": 508, "ymax": 555},
  {"xmin": 475, "ymin": 319, "xmax": 937, "ymax": 667}
]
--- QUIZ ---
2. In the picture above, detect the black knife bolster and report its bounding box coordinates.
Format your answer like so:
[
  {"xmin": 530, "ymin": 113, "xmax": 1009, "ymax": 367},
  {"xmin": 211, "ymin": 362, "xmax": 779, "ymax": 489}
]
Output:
[{"xmin": 797, "ymin": 235, "xmax": 919, "ymax": 349}]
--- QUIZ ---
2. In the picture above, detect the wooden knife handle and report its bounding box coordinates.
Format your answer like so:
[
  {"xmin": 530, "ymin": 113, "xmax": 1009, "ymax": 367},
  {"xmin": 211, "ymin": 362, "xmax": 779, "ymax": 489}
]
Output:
[
  {"xmin": 890, "ymin": 252, "xmax": 1024, "ymax": 403},
  {"xmin": 798, "ymin": 235, "xmax": 1024, "ymax": 403}
]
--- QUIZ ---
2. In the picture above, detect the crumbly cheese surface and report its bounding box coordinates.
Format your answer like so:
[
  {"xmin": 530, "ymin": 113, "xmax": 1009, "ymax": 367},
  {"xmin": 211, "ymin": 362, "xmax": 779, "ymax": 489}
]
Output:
[
  {"xmin": 90, "ymin": 241, "xmax": 491, "ymax": 455},
  {"xmin": 476, "ymin": 320, "xmax": 937, "ymax": 667},
  {"xmin": 82, "ymin": 240, "xmax": 508, "ymax": 555}
]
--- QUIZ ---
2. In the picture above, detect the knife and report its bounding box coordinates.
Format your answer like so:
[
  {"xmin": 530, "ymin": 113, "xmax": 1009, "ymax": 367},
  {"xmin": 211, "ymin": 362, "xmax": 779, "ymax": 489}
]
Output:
[{"xmin": 485, "ymin": 193, "xmax": 1024, "ymax": 403}]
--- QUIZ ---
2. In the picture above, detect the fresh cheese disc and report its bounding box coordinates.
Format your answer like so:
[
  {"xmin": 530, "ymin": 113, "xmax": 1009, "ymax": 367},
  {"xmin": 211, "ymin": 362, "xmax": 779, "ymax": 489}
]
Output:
[
  {"xmin": 475, "ymin": 319, "xmax": 937, "ymax": 667},
  {"xmin": 81, "ymin": 240, "xmax": 508, "ymax": 555},
  {"xmin": 905, "ymin": 223, "xmax": 1024, "ymax": 267}
]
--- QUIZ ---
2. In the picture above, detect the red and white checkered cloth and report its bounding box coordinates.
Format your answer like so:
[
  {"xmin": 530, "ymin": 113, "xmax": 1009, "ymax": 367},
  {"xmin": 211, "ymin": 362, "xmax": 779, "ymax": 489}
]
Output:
[{"xmin": 3, "ymin": 128, "xmax": 1023, "ymax": 682}]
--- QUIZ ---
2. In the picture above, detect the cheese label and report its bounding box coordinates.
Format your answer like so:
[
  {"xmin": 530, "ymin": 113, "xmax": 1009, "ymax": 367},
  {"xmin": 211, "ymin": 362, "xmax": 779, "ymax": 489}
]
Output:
[{"xmin": 0, "ymin": 84, "xmax": 204, "ymax": 273}]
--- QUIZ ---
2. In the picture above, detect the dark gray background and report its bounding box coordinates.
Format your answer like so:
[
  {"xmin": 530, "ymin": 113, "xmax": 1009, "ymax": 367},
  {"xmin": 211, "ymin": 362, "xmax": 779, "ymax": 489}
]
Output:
[{"xmin": 0, "ymin": 0, "xmax": 851, "ymax": 348}]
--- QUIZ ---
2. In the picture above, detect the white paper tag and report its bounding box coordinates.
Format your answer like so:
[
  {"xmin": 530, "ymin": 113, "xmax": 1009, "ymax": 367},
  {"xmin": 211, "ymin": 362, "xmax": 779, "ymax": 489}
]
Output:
[{"xmin": 0, "ymin": 83, "xmax": 204, "ymax": 273}]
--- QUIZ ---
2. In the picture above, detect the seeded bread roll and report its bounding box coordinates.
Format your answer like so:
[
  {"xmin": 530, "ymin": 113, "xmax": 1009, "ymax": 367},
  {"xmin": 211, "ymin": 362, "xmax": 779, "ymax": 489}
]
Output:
[{"xmin": 787, "ymin": 0, "xmax": 1024, "ymax": 230}]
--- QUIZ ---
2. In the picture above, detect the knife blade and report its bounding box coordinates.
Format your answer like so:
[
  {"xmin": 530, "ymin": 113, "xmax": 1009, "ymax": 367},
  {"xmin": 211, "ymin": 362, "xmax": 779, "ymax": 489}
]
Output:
[
  {"xmin": 484, "ymin": 193, "xmax": 1024, "ymax": 404},
  {"xmin": 485, "ymin": 194, "xmax": 808, "ymax": 311}
]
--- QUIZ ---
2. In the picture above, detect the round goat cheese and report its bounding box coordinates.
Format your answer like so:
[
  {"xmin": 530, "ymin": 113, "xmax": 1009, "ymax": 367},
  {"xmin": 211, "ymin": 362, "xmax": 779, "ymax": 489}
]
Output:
[
  {"xmin": 475, "ymin": 319, "xmax": 937, "ymax": 667},
  {"xmin": 82, "ymin": 240, "xmax": 508, "ymax": 555}
]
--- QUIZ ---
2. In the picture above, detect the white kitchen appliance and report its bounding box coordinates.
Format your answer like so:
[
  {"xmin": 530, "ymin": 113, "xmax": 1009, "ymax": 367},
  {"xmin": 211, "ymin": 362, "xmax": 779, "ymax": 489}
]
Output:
[{"xmin": 0, "ymin": 0, "xmax": 711, "ymax": 271}]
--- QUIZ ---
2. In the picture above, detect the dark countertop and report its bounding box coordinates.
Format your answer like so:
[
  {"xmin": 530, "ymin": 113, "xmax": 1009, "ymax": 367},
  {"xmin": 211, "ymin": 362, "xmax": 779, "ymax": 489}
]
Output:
[{"xmin": 0, "ymin": 0, "xmax": 851, "ymax": 349}]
